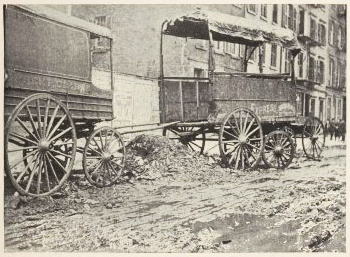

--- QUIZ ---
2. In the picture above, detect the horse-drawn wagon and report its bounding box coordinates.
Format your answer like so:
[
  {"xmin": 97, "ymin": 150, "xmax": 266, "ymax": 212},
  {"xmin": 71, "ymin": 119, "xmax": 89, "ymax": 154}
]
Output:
[
  {"xmin": 159, "ymin": 9, "xmax": 325, "ymax": 169},
  {"xmin": 4, "ymin": 6, "xmax": 325, "ymax": 197}
]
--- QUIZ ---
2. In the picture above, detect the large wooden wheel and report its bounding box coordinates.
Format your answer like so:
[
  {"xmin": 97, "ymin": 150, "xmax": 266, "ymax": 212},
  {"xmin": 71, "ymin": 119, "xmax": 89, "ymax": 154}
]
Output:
[
  {"xmin": 262, "ymin": 131, "xmax": 295, "ymax": 169},
  {"xmin": 83, "ymin": 126, "xmax": 125, "ymax": 187},
  {"xmin": 302, "ymin": 117, "xmax": 325, "ymax": 160},
  {"xmin": 4, "ymin": 93, "xmax": 77, "ymax": 196},
  {"xmin": 163, "ymin": 126, "xmax": 205, "ymax": 154},
  {"xmin": 219, "ymin": 108, "xmax": 263, "ymax": 169}
]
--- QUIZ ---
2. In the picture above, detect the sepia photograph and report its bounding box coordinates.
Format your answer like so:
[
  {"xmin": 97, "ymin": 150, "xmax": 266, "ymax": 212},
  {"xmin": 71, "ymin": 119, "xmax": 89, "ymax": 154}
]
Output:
[{"xmin": 3, "ymin": 2, "xmax": 347, "ymax": 253}]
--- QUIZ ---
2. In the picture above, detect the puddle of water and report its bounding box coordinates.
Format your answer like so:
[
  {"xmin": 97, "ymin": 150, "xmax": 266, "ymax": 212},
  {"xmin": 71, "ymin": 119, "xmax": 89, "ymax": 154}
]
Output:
[{"xmin": 191, "ymin": 213, "xmax": 308, "ymax": 252}]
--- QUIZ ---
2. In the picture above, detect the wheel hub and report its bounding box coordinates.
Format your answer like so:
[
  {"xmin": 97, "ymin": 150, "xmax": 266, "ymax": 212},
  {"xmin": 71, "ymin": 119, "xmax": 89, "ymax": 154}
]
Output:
[
  {"xmin": 101, "ymin": 152, "xmax": 113, "ymax": 162},
  {"xmin": 38, "ymin": 140, "xmax": 51, "ymax": 153},
  {"xmin": 238, "ymin": 135, "xmax": 248, "ymax": 145},
  {"xmin": 274, "ymin": 146, "xmax": 284, "ymax": 156}
]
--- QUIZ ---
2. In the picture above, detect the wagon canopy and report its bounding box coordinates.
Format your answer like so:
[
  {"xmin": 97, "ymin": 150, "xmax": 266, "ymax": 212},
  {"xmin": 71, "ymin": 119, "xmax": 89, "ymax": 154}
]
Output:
[
  {"xmin": 164, "ymin": 9, "xmax": 301, "ymax": 55},
  {"xmin": 14, "ymin": 5, "xmax": 113, "ymax": 39}
]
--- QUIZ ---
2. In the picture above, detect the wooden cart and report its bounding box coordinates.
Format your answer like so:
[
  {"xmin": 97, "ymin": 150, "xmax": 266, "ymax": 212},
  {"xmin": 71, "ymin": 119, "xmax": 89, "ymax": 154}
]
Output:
[
  {"xmin": 4, "ymin": 5, "xmax": 125, "ymax": 196},
  {"xmin": 159, "ymin": 9, "xmax": 325, "ymax": 169}
]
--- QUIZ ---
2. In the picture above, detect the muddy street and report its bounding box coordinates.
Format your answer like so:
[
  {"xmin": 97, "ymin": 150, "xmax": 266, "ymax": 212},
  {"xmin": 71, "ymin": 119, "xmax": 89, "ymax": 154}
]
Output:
[{"xmin": 4, "ymin": 136, "xmax": 346, "ymax": 253}]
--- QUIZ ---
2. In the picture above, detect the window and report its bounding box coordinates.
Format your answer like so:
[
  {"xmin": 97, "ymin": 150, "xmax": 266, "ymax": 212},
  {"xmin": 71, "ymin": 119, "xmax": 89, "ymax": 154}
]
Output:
[
  {"xmin": 214, "ymin": 40, "xmax": 224, "ymax": 51},
  {"xmin": 288, "ymin": 5, "xmax": 293, "ymax": 30},
  {"xmin": 248, "ymin": 47, "xmax": 257, "ymax": 62},
  {"xmin": 329, "ymin": 21, "xmax": 335, "ymax": 45},
  {"xmin": 239, "ymin": 44, "xmax": 245, "ymax": 58},
  {"xmin": 310, "ymin": 98, "xmax": 316, "ymax": 116},
  {"xmin": 337, "ymin": 99, "xmax": 342, "ymax": 120},
  {"xmin": 296, "ymin": 93, "xmax": 303, "ymax": 116},
  {"xmin": 273, "ymin": 5, "xmax": 278, "ymax": 24},
  {"xmin": 327, "ymin": 98, "xmax": 332, "ymax": 120},
  {"xmin": 338, "ymin": 27, "xmax": 343, "ymax": 49},
  {"xmin": 94, "ymin": 15, "xmax": 112, "ymax": 29},
  {"xmin": 317, "ymin": 60, "xmax": 324, "ymax": 84},
  {"xmin": 337, "ymin": 60, "xmax": 341, "ymax": 87},
  {"xmin": 224, "ymin": 42, "xmax": 239, "ymax": 56},
  {"xmin": 281, "ymin": 5, "xmax": 288, "ymax": 28},
  {"xmin": 261, "ymin": 4, "xmax": 267, "ymax": 18},
  {"xmin": 309, "ymin": 56, "xmax": 315, "ymax": 81},
  {"xmin": 194, "ymin": 68, "xmax": 204, "ymax": 78},
  {"xmin": 260, "ymin": 43, "xmax": 266, "ymax": 64},
  {"xmin": 318, "ymin": 23, "xmax": 326, "ymax": 46},
  {"xmin": 248, "ymin": 5, "xmax": 257, "ymax": 14},
  {"xmin": 333, "ymin": 96, "xmax": 337, "ymax": 118},
  {"xmin": 271, "ymin": 44, "xmax": 277, "ymax": 67},
  {"xmin": 310, "ymin": 19, "xmax": 317, "ymax": 41},
  {"xmin": 285, "ymin": 50, "xmax": 291, "ymax": 73},
  {"xmin": 299, "ymin": 9, "xmax": 305, "ymax": 34},
  {"xmin": 329, "ymin": 57, "xmax": 334, "ymax": 86},
  {"xmin": 298, "ymin": 52, "xmax": 303, "ymax": 78}
]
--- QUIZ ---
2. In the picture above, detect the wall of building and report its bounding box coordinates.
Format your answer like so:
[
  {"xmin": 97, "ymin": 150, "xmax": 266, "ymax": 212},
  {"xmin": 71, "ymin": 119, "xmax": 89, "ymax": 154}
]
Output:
[{"xmin": 47, "ymin": 4, "xmax": 346, "ymax": 125}]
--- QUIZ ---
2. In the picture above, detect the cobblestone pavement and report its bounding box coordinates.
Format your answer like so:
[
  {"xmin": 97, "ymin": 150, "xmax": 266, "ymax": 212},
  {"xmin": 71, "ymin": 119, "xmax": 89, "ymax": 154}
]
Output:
[{"xmin": 4, "ymin": 139, "xmax": 346, "ymax": 252}]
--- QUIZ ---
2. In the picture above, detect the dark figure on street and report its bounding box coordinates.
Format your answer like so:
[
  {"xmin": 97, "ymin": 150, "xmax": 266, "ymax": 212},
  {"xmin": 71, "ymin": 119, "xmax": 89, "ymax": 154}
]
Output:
[
  {"xmin": 339, "ymin": 119, "xmax": 346, "ymax": 141},
  {"xmin": 329, "ymin": 118, "xmax": 336, "ymax": 140},
  {"xmin": 325, "ymin": 119, "xmax": 331, "ymax": 137},
  {"xmin": 334, "ymin": 120, "xmax": 341, "ymax": 140}
]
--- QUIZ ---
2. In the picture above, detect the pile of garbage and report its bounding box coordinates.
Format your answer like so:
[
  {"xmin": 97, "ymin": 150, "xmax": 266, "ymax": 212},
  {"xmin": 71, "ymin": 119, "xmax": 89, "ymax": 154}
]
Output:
[{"xmin": 122, "ymin": 135, "xmax": 231, "ymax": 182}]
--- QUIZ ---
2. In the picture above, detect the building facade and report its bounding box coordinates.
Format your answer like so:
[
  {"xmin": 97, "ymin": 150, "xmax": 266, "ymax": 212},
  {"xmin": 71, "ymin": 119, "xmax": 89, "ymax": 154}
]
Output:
[{"xmin": 48, "ymin": 4, "xmax": 346, "ymax": 124}]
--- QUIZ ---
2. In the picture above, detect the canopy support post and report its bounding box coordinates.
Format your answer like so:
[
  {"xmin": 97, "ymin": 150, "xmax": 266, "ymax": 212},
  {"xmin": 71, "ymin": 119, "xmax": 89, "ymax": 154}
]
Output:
[
  {"xmin": 291, "ymin": 54, "xmax": 296, "ymax": 82},
  {"xmin": 243, "ymin": 46, "xmax": 248, "ymax": 72},
  {"xmin": 258, "ymin": 44, "xmax": 263, "ymax": 73},
  {"xmin": 110, "ymin": 38, "xmax": 115, "ymax": 119},
  {"xmin": 159, "ymin": 20, "xmax": 168, "ymax": 124},
  {"xmin": 208, "ymin": 27, "xmax": 215, "ymax": 81}
]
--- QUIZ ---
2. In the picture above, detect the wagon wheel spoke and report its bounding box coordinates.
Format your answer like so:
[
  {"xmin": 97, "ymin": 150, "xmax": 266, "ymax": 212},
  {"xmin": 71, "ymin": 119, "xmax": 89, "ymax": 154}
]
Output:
[
  {"xmin": 5, "ymin": 93, "xmax": 76, "ymax": 196},
  {"xmin": 16, "ymin": 151, "xmax": 39, "ymax": 183},
  {"xmin": 263, "ymin": 131, "xmax": 295, "ymax": 169},
  {"xmin": 25, "ymin": 105, "xmax": 40, "ymax": 140},
  {"xmin": 163, "ymin": 126, "xmax": 205, "ymax": 154},
  {"xmin": 83, "ymin": 127, "xmax": 125, "ymax": 187},
  {"xmin": 219, "ymin": 108, "xmax": 263, "ymax": 170},
  {"xmin": 302, "ymin": 117, "xmax": 324, "ymax": 159}
]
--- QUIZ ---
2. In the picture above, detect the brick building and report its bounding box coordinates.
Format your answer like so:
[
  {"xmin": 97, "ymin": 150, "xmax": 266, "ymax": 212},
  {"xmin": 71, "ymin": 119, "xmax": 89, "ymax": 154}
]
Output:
[{"xmin": 48, "ymin": 4, "xmax": 346, "ymax": 124}]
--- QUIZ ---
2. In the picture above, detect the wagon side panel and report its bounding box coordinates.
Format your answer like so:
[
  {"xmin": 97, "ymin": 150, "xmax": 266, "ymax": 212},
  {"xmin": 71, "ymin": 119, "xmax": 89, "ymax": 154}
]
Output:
[
  {"xmin": 161, "ymin": 79, "xmax": 211, "ymax": 123},
  {"xmin": 210, "ymin": 74, "xmax": 297, "ymax": 123},
  {"xmin": 5, "ymin": 71, "xmax": 113, "ymax": 122}
]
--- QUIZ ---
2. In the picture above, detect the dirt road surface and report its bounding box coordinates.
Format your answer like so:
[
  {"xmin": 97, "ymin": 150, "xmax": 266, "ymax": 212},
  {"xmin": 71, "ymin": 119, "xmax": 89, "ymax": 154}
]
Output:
[{"xmin": 4, "ymin": 136, "xmax": 346, "ymax": 252}]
